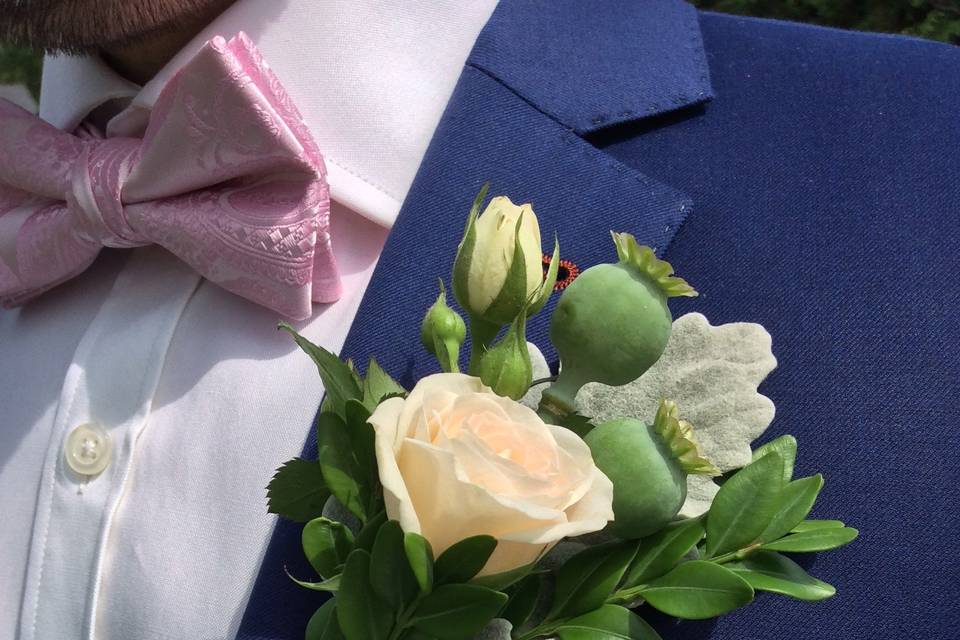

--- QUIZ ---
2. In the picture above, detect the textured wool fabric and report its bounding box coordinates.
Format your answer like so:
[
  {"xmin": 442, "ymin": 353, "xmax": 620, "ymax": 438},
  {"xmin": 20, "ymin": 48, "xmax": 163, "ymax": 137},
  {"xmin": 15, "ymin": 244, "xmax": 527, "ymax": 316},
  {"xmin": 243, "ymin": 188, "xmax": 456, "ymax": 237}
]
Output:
[{"xmin": 238, "ymin": 2, "xmax": 960, "ymax": 639}]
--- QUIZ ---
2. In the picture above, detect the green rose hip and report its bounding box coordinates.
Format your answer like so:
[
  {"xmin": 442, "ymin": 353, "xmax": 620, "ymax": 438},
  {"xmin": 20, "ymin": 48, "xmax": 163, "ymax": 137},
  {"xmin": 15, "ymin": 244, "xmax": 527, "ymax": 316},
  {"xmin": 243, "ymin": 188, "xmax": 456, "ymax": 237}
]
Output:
[
  {"xmin": 540, "ymin": 232, "xmax": 697, "ymax": 420},
  {"xmin": 585, "ymin": 400, "xmax": 719, "ymax": 539}
]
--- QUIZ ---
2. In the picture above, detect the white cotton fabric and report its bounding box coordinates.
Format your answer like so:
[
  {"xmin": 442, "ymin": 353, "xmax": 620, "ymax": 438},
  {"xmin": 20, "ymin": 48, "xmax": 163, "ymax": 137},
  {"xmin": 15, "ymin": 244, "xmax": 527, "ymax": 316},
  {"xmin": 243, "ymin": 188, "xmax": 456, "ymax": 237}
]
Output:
[{"xmin": 1, "ymin": 1, "xmax": 499, "ymax": 638}]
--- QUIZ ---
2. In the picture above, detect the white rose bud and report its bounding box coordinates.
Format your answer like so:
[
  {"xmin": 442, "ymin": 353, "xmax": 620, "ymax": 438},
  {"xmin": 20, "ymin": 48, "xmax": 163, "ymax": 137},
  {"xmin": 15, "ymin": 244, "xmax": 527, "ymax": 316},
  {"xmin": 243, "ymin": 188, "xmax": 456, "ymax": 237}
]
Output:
[
  {"xmin": 453, "ymin": 194, "xmax": 546, "ymax": 325},
  {"xmin": 369, "ymin": 373, "xmax": 614, "ymax": 576}
]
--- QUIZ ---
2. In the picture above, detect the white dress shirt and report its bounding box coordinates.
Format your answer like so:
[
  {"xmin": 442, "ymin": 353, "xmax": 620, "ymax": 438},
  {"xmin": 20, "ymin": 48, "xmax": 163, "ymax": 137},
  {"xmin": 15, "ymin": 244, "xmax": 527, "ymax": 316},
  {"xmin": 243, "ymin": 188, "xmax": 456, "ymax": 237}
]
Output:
[{"xmin": 0, "ymin": 1, "xmax": 498, "ymax": 638}]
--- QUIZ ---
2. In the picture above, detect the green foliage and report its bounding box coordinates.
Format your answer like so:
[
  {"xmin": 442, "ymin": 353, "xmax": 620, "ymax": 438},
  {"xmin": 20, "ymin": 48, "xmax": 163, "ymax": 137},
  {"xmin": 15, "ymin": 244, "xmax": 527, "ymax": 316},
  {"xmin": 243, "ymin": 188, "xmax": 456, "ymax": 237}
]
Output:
[
  {"xmin": 370, "ymin": 521, "xmax": 420, "ymax": 609},
  {"xmin": 336, "ymin": 549, "xmax": 393, "ymax": 640},
  {"xmin": 273, "ymin": 321, "xmax": 860, "ymax": 639},
  {"xmin": 692, "ymin": 0, "xmax": 960, "ymax": 45},
  {"xmin": 727, "ymin": 551, "xmax": 837, "ymax": 601},
  {"xmin": 638, "ymin": 561, "xmax": 755, "ymax": 619},
  {"xmin": 0, "ymin": 45, "xmax": 41, "ymax": 99},
  {"xmin": 266, "ymin": 458, "xmax": 330, "ymax": 523},
  {"xmin": 554, "ymin": 605, "xmax": 662, "ymax": 640},
  {"xmin": 622, "ymin": 518, "xmax": 705, "ymax": 587},
  {"xmin": 302, "ymin": 518, "xmax": 355, "ymax": 578},
  {"xmin": 548, "ymin": 541, "xmax": 640, "ymax": 619},
  {"xmin": 280, "ymin": 323, "xmax": 363, "ymax": 420},
  {"xmin": 410, "ymin": 585, "xmax": 509, "ymax": 639},
  {"xmin": 500, "ymin": 575, "xmax": 542, "ymax": 629},
  {"xmin": 704, "ymin": 451, "xmax": 785, "ymax": 558},
  {"xmin": 434, "ymin": 535, "xmax": 499, "ymax": 585}
]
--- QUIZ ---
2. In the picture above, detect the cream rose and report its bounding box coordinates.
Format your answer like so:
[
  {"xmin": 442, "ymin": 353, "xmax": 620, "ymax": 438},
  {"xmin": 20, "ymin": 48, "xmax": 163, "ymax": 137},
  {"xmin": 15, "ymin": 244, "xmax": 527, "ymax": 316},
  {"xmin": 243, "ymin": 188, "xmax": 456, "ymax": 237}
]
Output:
[{"xmin": 369, "ymin": 373, "xmax": 614, "ymax": 576}]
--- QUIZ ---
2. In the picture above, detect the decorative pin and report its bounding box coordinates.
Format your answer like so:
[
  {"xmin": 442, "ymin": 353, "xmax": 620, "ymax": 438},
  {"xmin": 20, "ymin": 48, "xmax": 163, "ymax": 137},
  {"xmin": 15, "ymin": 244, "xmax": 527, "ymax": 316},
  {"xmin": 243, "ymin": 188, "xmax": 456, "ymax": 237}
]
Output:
[{"xmin": 542, "ymin": 254, "xmax": 580, "ymax": 290}]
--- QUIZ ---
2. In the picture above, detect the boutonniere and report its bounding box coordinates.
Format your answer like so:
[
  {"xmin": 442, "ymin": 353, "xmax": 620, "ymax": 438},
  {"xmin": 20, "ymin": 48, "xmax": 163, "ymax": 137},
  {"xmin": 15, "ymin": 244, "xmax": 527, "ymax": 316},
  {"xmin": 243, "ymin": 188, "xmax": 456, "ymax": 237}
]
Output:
[{"xmin": 267, "ymin": 185, "xmax": 858, "ymax": 640}]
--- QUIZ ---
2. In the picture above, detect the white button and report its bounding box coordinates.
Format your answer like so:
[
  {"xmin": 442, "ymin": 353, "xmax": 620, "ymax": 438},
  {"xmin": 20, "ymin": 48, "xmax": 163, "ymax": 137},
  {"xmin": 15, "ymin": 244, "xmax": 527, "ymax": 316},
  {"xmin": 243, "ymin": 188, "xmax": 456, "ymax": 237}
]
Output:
[{"xmin": 65, "ymin": 423, "xmax": 112, "ymax": 476}]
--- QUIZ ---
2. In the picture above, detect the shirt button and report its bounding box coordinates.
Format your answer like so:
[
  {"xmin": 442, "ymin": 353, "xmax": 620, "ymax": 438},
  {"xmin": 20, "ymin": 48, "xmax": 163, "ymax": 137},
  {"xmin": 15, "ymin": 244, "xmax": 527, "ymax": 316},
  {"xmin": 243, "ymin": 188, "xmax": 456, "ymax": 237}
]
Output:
[{"xmin": 65, "ymin": 423, "xmax": 112, "ymax": 476}]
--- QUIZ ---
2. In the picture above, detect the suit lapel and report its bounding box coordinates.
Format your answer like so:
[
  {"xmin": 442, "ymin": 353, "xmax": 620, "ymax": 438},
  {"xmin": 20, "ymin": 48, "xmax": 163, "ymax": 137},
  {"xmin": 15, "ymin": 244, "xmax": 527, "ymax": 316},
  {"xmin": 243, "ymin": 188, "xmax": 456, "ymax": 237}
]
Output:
[{"xmin": 236, "ymin": 2, "xmax": 712, "ymax": 636}]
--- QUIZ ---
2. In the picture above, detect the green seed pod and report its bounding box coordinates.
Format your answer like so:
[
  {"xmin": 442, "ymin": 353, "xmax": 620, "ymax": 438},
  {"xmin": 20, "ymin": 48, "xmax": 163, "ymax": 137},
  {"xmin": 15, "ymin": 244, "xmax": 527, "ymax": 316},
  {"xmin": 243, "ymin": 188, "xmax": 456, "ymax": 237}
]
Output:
[
  {"xmin": 421, "ymin": 280, "xmax": 466, "ymax": 372},
  {"xmin": 541, "ymin": 233, "xmax": 696, "ymax": 419},
  {"xmin": 585, "ymin": 399, "xmax": 718, "ymax": 539}
]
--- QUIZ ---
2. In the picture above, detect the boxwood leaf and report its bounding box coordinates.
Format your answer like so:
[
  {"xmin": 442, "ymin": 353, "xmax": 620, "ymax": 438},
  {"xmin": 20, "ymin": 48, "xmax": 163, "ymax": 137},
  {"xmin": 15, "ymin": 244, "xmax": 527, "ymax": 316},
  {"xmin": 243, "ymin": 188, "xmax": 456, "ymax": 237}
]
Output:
[
  {"xmin": 727, "ymin": 551, "xmax": 836, "ymax": 601},
  {"xmin": 306, "ymin": 601, "xmax": 343, "ymax": 640},
  {"xmin": 759, "ymin": 474, "xmax": 823, "ymax": 543},
  {"xmin": 362, "ymin": 358, "xmax": 406, "ymax": 411},
  {"xmin": 791, "ymin": 519, "xmax": 844, "ymax": 533},
  {"xmin": 554, "ymin": 605, "xmax": 662, "ymax": 640},
  {"xmin": 279, "ymin": 323, "xmax": 361, "ymax": 419},
  {"xmin": 370, "ymin": 521, "xmax": 419, "ymax": 609},
  {"xmin": 356, "ymin": 510, "xmax": 387, "ymax": 552},
  {"xmin": 317, "ymin": 411, "xmax": 368, "ymax": 522},
  {"xmin": 623, "ymin": 518, "xmax": 705, "ymax": 588},
  {"xmin": 640, "ymin": 560, "xmax": 754, "ymax": 619},
  {"xmin": 471, "ymin": 563, "xmax": 538, "ymax": 591},
  {"xmin": 549, "ymin": 541, "xmax": 640, "ymax": 619},
  {"xmin": 752, "ymin": 435, "xmax": 797, "ymax": 483},
  {"xmin": 343, "ymin": 399, "xmax": 381, "ymax": 515},
  {"xmin": 705, "ymin": 452, "xmax": 785, "ymax": 558},
  {"xmin": 761, "ymin": 527, "xmax": 859, "ymax": 553},
  {"xmin": 404, "ymin": 532, "xmax": 435, "ymax": 593},
  {"xmin": 286, "ymin": 570, "xmax": 341, "ymax": 593},
  {"xmin": 410, "ymin": 584, "xmax": 508, "ymax": 639},
  {"xmin": 500, "ymin": 574, "xmax": 542, "ymax": 628},
  {"xmin": 434, "ymin": 535, "xmax": 498, "ymax": 585},
  {"xmin": 336, "ymin": 549, "xmax": 393, "ymax": 640},
  {"xmin": 266, "ymin": 458, "xmax": 330, "ymax": 523},
  {"xmin": 302, "ymin": 517, "xmax": 355, "ymax": 578}
]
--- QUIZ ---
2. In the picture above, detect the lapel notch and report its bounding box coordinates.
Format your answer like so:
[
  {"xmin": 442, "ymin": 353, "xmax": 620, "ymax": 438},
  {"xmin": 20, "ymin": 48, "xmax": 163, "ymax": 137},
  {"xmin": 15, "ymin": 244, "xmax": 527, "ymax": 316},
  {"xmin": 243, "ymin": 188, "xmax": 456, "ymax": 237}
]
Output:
[{"xmin": 469, "ymin": 0, "xmax": 714, "ymax": 135}]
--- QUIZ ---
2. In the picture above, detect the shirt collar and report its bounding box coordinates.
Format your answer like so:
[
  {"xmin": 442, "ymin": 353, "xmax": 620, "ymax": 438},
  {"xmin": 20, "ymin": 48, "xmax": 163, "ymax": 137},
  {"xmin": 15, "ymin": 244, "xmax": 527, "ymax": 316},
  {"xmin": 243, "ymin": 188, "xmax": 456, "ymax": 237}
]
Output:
[{"xmin": 39, "ymin": 0, "xmax": 499, "ymax": 228}]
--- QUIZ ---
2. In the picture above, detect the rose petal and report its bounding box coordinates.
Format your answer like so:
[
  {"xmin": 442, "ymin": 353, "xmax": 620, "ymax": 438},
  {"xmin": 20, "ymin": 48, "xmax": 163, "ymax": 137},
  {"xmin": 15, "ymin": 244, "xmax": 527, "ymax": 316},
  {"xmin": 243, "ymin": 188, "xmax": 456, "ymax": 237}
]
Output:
[
  {"xmin": 498, "ymin": 467, "xmax": 614, "ymax": 545},
  {"xmin": 400, "ymin": 373, "xmax": 487, "ymax": 439},
  {"xmin": 398, "ymin": 438, "xmax": 567, "ymax": 556},
  {"xmin": 369, "ymin": 397, "xmax": 421, "ymax": 532}
]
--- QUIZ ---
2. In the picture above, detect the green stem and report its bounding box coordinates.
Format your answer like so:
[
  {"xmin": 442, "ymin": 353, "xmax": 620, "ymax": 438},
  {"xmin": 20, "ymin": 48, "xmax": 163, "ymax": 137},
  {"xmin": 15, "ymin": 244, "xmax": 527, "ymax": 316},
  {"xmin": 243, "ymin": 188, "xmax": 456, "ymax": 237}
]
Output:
[
  {"xmin": 467, "ymin": 315, "xmax": 502, "ymax": 375},
  {"xmin": 605, "ymin": 542, "xmax": 764, "ymax": 607},
  {"xmin": 529, "ymin": 375, "xmax": 558, "ymax": 387},
  {"xmin": 514, "ymin": 621, "xmax": 563, "ymax": 640},
  {"xmin": 707, "ymin": 542, "xmax": 762, "ymax": 565},
  {"xmin": 387, "ymin": 593, "xmax": 427, "ymax": 640},
  {"xmin": 436, "ymin": 337, "xmax": 461, "ymax": 373},
  {"xmin": 536, "ymin": 373, "xmax": 581, "ymax": 423}
]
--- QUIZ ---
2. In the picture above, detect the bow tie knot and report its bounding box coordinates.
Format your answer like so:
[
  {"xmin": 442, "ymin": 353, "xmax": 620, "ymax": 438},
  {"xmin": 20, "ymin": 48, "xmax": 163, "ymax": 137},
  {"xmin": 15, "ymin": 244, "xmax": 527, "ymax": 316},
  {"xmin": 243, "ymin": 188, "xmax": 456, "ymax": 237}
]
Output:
[
  {"xmin": 0, "ymin": 33, "xmax": 341, "ymax": 318},
  {"xmin": 69, "ymin": 137, "xmax": 149, "ymax": 250}
]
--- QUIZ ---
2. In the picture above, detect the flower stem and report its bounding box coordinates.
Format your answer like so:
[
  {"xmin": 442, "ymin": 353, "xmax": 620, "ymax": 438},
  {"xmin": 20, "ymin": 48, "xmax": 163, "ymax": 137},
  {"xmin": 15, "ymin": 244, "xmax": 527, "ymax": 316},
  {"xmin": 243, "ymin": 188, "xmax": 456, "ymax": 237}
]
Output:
[{"xmin": 467, "ymin": 315, "xmax": 501, "ymax": 375}]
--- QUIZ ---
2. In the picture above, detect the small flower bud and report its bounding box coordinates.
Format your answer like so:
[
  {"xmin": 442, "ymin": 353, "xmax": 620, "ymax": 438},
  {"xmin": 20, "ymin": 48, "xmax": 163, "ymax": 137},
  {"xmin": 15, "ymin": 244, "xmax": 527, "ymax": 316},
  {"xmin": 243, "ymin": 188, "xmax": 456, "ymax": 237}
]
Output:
[
  {"xmin": 478, "ymin": 310, "xmax": 533, "ymax": 400},
  {"xmin": 453, "ymin": 186, "xmax": 547, "ymax": 326},
  {"xmin": 421, "ymin": 280, "xmax": 466, "ymax": 372}
]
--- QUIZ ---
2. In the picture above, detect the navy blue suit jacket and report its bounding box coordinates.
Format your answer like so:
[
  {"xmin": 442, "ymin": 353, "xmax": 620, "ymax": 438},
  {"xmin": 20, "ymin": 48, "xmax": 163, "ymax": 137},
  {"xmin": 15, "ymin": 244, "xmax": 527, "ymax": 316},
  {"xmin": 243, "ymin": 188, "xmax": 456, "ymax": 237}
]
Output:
[{"xmin": 237, "ymin": 1, "xmax": 960, "ymax": 638}]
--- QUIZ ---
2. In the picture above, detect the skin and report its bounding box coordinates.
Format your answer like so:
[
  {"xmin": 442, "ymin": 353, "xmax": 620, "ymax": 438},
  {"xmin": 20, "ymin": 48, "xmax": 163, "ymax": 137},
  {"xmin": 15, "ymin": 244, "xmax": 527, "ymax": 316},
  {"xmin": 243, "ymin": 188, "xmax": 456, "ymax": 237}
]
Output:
[{"xmin": 0, "ymin": 0, "xmax": 237, "ymax": 83}]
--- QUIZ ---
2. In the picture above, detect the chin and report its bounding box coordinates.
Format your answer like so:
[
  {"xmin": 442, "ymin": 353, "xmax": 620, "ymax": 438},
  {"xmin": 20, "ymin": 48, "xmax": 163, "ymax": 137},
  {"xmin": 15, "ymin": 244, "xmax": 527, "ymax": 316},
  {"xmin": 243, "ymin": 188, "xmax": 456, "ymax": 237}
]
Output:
[{"xmin": 0, "ymin": 0, "xmax": 228, "ymax": 54}]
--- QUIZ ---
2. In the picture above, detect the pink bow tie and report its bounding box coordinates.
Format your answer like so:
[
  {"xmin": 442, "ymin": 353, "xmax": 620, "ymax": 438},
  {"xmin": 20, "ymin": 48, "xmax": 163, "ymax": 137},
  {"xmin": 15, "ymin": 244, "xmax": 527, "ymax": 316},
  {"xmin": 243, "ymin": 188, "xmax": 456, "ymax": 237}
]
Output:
[{"xmin": 0, "ymin": 33, "xmax": 341, "ymax": 320}]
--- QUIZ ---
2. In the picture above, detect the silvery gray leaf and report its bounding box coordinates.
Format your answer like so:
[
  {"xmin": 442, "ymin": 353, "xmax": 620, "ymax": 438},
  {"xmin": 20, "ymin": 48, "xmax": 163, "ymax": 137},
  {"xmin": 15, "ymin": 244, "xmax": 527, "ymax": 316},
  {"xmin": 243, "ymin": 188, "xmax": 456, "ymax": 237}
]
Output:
[
  {"xmin": 576, "ymin": 312, "xmax": 777, "ymax": 516},
  {"xmin": 321, "ymin": 496, "xmax": 362, "ymax": 536},
  {"xmin": 472, "ymin": 618, "xmax": 513, "ymax": 640}
]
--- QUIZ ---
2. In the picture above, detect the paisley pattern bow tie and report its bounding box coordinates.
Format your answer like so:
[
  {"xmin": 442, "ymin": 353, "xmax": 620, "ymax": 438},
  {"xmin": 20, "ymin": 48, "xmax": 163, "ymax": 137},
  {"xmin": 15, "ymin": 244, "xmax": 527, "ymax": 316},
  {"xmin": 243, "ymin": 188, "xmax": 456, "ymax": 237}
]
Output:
[{"xmin": 0, "ymin": 33, "xmax": 341, "ymax": 320}]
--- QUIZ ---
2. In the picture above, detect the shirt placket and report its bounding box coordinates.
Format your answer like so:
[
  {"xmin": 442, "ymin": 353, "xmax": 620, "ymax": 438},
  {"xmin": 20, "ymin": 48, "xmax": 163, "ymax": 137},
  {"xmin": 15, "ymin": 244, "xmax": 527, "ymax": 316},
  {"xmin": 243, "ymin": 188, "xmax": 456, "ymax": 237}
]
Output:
[{"xmin": 18, "ymin": 248, "xmax": 200, "ymax": 640}]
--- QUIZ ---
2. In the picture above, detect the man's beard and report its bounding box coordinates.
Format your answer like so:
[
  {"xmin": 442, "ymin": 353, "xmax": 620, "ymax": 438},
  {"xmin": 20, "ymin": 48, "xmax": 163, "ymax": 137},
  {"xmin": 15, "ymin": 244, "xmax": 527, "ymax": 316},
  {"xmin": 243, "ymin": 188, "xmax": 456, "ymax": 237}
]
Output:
[{"xmin": 0, "ymin": 0, "xmax": 226, "ymax": 54}]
